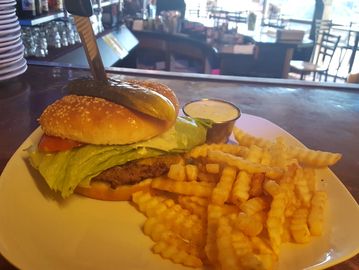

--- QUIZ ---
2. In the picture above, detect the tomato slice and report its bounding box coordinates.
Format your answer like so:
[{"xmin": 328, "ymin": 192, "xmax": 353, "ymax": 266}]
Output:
[{"xmin": 38, "ymin": 134, "xmax": 84, "ymax": 152}]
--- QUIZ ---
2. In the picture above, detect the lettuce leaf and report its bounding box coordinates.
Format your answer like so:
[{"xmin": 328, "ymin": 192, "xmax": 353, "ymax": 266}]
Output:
[{"xmin": 28, "ymin": 117, "xmax": 207, "ymax": 198}]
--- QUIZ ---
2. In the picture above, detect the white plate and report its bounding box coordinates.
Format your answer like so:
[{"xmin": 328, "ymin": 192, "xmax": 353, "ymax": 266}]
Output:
[
  {"xmin": 0, "ymin": 0, "xmax": 15, "ymax": 8},
  {"xmin": 0, "ymin": 10, "xmax": 15, "ymax": 19},
  {"xmin": 0, "ymin": 114, "xmax": 358, "ymax": 270},
  {"xmin": 0, "ymin": 35, "xmax": 19, "ymax": 47},
  {"xmin": 0, "ymin": 19, "xmax": 18, "ymax": 30},
  {"xmin": 0, "ymin": 43, "xmax": 23, "ymax": 59},
  {"xmin": 0, "ymin": 23, "xmax": 19, "ymax": 36},
  {"xmin": 0, "ymin": 57, "xmax": 25, "ymax": 74},
  {"xmin": 0, "ymin": 14, "xmax": 17, "ymax": 24},
  {"xmin": 0, "ymin": 38, "xmax": 20, "ymax": 53},
  {"xmin": 0, "ymin": 6, "xmax": 15, "ymax": 14},
  {"xmin": 0, "ymin": 61, "xmax": 26, "ymax": 81},
  {"xmin": 0, "ymin": 30, "xmax": 20, "ymax": 43},
  {"xmin": 0, "ymin": 54, "xmax": 23, "ymax": 68},
  {"xmin": 0, "ymin": 49, "xmax": 21, "ymax": 64}
]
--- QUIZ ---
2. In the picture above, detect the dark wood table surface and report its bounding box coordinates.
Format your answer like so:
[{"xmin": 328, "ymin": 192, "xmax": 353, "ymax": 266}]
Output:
[{"xmin": 0, "ymin": 63, "xmax": 358, "ymax": 269}]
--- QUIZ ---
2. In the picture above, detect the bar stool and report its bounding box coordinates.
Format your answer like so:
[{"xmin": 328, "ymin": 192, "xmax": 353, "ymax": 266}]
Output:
[{"xmin": 290, "ymin": 31, "xmax": 341, "ymax": 81}]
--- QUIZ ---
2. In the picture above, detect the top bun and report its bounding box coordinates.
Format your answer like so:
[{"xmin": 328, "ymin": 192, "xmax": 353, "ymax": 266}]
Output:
[{"xmin": 39, "ymin": 81, "xmax": 179, "ymax": 145}]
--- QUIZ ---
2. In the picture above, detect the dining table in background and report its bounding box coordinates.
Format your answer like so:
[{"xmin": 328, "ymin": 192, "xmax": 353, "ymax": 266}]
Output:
[
  {"xmin": 216, "ymin": 28, "xmax": 313, "ymax": 78},
  {"xmin": 0, "ymin": 62, "xmax": 358, "ymax": 270}
]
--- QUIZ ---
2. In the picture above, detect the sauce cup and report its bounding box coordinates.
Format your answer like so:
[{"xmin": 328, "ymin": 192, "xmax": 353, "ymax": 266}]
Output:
[{"xmin": 183, "ymin": 99, "xmax": 241, "ymax": 143}]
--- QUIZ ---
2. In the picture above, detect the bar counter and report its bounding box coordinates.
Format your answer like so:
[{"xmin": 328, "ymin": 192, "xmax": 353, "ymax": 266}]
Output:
[{"xmin": 0, "ymin": 63, "xmax": 358, "ymax": 269}]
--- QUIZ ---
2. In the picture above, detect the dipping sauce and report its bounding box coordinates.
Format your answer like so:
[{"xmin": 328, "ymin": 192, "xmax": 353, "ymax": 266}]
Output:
[
  {"xmin": 183, "ymin": 99, "xmax": 241, "ymax": 143},
  {"xmin": 183, "ymin": 99, "xmax": 240, "ymax": 123}
]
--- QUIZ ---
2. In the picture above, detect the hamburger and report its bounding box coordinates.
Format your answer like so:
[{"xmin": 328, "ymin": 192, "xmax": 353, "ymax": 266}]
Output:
[{"xmin": 28, "ymin": 80, "xmax": 207, "ymax": 201}]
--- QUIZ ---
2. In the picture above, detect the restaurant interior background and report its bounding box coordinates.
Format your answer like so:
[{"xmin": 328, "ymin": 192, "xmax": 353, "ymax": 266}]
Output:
[{"xmin": 15, "ymin": 0, "xmax": 359, "ymax": 83}]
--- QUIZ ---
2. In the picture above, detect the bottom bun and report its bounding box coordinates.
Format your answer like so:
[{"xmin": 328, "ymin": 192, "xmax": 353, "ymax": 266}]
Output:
[{"xmin": 74, "ymin": 179, "xmax": 152, "ymax": 201}]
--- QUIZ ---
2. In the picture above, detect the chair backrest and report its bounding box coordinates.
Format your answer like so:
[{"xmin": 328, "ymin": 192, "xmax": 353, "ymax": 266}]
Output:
[
  {"xmin": 167, "ymin": 38, "xmax": 217, "ymax": 74},
  {"xmin": 313, "ymin": 31, "xmax": 340, "ymax": 69},
  {"xmin": 134, "ymin": 35, "xmax": 170, "ymax": 71},
  {"xmin": 314, "ymin": 19, "xmax": 333, "ymax": 40},
  {"xmin": 346, "ymin": 22, "xmax": 358, "ymax": 47},
  {"xmin": 134, "ymin": 31, "xmax": 216, "ymax": 74}
]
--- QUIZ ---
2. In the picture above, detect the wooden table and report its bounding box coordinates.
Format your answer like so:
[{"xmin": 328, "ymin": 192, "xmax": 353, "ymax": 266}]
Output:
[
  {"xmin": 217, "ymin": 30, "xmax": 313, "ymax": 78},
  {"xmin": 0, "ymin": 63, "xmax": 358, "ymax": 269}
]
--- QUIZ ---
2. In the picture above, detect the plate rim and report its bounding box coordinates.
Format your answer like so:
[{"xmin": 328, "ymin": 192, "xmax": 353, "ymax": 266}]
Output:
[
  {"xmin": 0, "ymin": 11, "xmax": 15, "ymax": 19},
  {"xmin": 0, "ymin": 35, "xmax": 20, "ymax": 47},
  {"xmin": 0, "ymin": 19, "xmax": 18, "ymax": 30},
  {"xmin": 0, "ymin": 7, "xmax": 16, "ymax": 14},
  {"xmin": 0, "ymin": 14, "xmax": 17, "ymax": 24},
  {"xmin": 0, "ymin": 0, "xmax": 15, "ymax": 7},
  {"xmin": 0, "ymin": 38, "xmax": 21, "ymax": 53},
  {"xmin": 0, "ymin": 30, "xmax": 21, "ymax": 43},
  {"xmin": 0, "ymin": 57, "xmax": 26, "ymax": 75},
  {"xmin": 0, "ymin": 43, "xmax": 23, "ymax": 59},
  {"xmin": 0, "ymin": 24, "xmax": 20, "ymax": 36},
  {"xmin": 0, "ymin": 50, "xmax": 22, "ymax": 64}
]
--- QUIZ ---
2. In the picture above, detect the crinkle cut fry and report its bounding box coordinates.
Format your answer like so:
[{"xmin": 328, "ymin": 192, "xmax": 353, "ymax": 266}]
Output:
[
  {"xmin": 267, "ymin": 191, "xmax": 287, "ymax": 255},
  {"xmin": 287, "ymin": 145, "xmax": 342, "ymax": 167},
  {"xmin": 132, "ymin": 190, "xmax": 170, "ymax": 216},
  {"xmin": 294, "ymin": 167, "xmax": 312, "ymax": 207},
  {"xmin": 206, "ymin": 163, "xmax": 220, "ymax": 174},
  {"xmin": 132, "ymin": 191, "xmax": 204, "ymax": 246},
  {"xmin": 151, "ymin": 176, "xmax": 215, "ymax": 197},
  {"xmin": 233, "ymin": 127, "xmax": 272, "ymax": 148},
  {"xmin": 216, "ymin": 216, "xmax": 239, "ymax": 270},
  {"xmin": 208, "ymin": 150, "xmax": 284, "ymax": 180},
  {"xmin": 231, "ymin": 230, "xmax": 253, "ymax": 257},
  {"xmin": 185, "ymin": 164, "xmax": 199, "ymax": 181},
  {"xmin": 178, "ymin": 195, "xmax": 207, "ymax": 220},
  {"xmin": 229, "ymin": 212, "xmax": 263, "ymax": 237},
  {"xmin": 308, "ymin": 191, "xmax": 328, "ymax": 236},
  {"xmin": 290, "ymin": 208, "xmax": 311, "ymax": 243},
  {"xmin": 239, "ymin": 196, "xmax": 269, "ymax": 216},
  {"xmin": 212, "ymin": 166, "xmax": 237, "ymax": 205},
  {"xmin": 232, "ymin": 145, "xmax": 263, "ymax": 204},
  {"xmin": 168, "ymin": 163, "xmax": 186, "ymax": 181},
  {"xmin": 143, "ymin": 217, "xmax": 204, "ymax": 259},
  {"xmin": 152, "ymin": 241, "xmax": 203, "ymax": 268},
  {"xmin": 205, "ymin": 204, "xmax": 223, "ymax": 266},
  {"xmin": 233, "ymin": 127, "xmax": 341, "ymax": 167},
  {"xmin": 189, "ymin": 143, "xmax": 249, "ymax": 158}
]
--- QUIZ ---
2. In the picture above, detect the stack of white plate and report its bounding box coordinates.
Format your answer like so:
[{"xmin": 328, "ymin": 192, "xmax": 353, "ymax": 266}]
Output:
[{"xmin": 0, "ymin": 0, "xmax": 27, "ymax": 81}]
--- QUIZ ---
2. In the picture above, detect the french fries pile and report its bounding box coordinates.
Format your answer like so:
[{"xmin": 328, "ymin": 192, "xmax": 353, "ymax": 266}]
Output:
[{"xmin": 131, "ymin": 127, "xmax": 342, "ymax": 269}]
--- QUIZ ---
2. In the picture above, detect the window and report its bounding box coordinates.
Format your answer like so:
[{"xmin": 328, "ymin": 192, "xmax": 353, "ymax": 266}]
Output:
[
  {"xmin": 330, "ymin": 0, "xmax": 359, "ymax": 25},
  {"xmin": 266, "ymin": 0, "xmax": 315, "ymax": 20}
]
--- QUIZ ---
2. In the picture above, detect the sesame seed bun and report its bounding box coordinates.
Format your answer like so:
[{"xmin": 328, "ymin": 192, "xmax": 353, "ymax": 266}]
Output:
[{"xmin": 39, "ymin": 81, "xmax": 179, "ymax": 145}]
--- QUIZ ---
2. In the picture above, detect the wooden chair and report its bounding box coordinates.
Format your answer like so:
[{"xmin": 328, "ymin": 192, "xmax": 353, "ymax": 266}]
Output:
[
  {"xmin": 133, "ymin": 31, "xmax": 217, "ymax": 74},
  {"xmin": 347, "ymin": 72, "xmax": 359, "ymax": 84},
  {"xmin": 134, "ymin": 35, "xmax": 170, "ymax": 71},
  {"xmin": 290, "ymin": 31, "xmax": 341, "ymax": 81},
  {"xmin": 167, "ymin": 38, "xmax": 217, "ymax": 74},
  {"xmin": 336, "ymin": 22, "xmax": 358, "ymax": 74}
]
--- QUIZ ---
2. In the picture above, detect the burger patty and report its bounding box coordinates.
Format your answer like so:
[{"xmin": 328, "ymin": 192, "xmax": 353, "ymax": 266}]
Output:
[{"xmin": 92, "ymin": 155, "xmax": 182, "ymax": 188}]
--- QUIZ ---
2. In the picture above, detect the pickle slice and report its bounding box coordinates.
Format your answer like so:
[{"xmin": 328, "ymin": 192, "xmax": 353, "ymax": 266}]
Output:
[{"xmin": 66, "ymin": 78, "xmax": 176, "ymax": 122}]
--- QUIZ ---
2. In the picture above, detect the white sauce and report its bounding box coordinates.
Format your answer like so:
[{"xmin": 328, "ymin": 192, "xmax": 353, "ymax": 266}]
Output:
[{"xmin": 184, "ymin": 99, "xmax": 240, "ymax": 123}]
